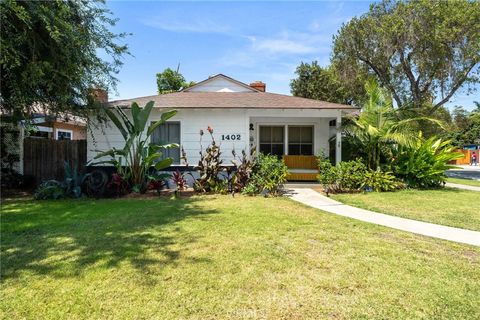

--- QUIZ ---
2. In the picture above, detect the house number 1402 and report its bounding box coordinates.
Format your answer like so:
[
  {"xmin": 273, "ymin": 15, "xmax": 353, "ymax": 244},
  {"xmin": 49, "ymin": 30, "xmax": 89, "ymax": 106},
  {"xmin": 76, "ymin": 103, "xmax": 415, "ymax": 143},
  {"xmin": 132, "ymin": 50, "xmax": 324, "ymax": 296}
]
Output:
[{"xmin": 221, "ymin": 134, "xmax": 241, "ymax": 141}]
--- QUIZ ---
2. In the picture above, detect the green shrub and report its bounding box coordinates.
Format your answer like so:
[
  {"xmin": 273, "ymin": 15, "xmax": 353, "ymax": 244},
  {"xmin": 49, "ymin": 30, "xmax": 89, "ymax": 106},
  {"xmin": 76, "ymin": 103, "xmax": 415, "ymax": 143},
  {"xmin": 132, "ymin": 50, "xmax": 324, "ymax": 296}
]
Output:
[
  {"xmin": 318, "ymin": 157, "xmax": 401, "ymax": 194},
  {"xmin": 336, "ymin": 159, "xmax": 368, "ymax": 191},
  {"xmin": 241, "ymin": 182, "xmax": 259, "ymax": 196},
  {"xmin": 317, "ymin": 156, "xmax": 338, "ymax": 195},
  {"xmin": 34, "ymin": 180, "xmax": 65, "ymax": 200},
  {"xmin": 392, "ymin": 137, "xmax": 463, "ymax": 188},
  {"xmin": 249, "ymin": 153, "xmax": 288, "ymax": 196},
  {"xmin": 362, "ymin": 169, "xmax": 404, "ymax": 192}
]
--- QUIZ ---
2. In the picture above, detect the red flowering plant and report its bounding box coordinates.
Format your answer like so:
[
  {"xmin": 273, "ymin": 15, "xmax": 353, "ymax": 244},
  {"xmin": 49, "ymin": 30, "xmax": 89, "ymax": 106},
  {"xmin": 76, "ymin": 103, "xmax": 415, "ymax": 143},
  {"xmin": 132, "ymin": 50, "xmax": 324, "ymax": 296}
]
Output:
[
  {"xmin": 182, "ymin": 126, "xmax": 226, "ymax": 193},
  {"xmin": 172, "ymin": 169, "xmax": 187, "ymax": 191}
]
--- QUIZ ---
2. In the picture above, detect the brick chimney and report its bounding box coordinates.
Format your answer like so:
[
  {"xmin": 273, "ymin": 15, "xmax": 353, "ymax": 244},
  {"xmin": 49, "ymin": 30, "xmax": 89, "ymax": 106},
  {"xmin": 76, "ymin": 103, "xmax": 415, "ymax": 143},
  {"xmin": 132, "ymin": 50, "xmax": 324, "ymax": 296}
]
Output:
[
  {"xmin": 250, "ymin": 81, "xmax": 266, "ymax": 92},
  {"xmin": 90, "ymin": 88, "xmax": 108, "ymax": 103}
]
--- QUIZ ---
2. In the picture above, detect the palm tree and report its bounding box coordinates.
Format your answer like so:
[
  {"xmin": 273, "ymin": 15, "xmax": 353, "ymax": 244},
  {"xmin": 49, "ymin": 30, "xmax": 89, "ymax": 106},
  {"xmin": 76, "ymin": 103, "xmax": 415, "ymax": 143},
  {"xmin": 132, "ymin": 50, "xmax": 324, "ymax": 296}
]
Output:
[{"xmin": 344, "ymin": 80, "xmax": 442, "ymax": 170}]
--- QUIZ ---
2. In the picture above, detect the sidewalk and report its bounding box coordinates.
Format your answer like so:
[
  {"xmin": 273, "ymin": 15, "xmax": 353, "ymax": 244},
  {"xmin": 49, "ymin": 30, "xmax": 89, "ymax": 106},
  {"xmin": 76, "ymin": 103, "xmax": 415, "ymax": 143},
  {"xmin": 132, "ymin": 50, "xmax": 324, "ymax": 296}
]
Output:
[
  {"xmin": 445, "ymin": 182, "xmax": 480, "ymax": 192},
  {"xmin": 286, "ymin": 188, "xmax": 480, "ymax": 246}
]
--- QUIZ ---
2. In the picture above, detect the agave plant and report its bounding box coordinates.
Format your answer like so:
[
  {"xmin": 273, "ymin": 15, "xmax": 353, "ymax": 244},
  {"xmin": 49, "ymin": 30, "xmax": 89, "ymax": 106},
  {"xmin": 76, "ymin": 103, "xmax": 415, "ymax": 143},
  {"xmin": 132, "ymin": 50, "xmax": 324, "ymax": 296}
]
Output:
[{"xmin": 91, "ymin": 101, "xmax": 178, "ymax": 192}]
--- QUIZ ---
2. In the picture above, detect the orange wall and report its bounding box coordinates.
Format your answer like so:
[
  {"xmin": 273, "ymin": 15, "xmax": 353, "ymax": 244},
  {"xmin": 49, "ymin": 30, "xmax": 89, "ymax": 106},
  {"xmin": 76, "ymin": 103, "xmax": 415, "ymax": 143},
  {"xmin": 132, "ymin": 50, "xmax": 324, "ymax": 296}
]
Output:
[
  {"xmin": 452, "ymin": 149, "xmax": 479, "ymax": 165},
  {"xmin": 52, "ymin": 122, "xmax": 86, "ymax": 140}
]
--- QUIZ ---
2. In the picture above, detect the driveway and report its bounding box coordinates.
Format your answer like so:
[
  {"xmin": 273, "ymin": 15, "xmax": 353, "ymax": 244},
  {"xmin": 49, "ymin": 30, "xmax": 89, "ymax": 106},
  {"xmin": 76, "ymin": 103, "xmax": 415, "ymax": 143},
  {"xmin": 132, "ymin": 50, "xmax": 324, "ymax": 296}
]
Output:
[{"xmin": 446, "ymin": 165, "xmax": 480, "ymax": 180}]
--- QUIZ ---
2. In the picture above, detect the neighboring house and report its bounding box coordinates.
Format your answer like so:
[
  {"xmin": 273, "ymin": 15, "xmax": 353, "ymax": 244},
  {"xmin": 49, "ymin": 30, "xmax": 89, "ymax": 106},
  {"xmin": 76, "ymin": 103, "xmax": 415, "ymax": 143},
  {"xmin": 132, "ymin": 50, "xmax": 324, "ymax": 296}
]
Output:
[
  {"xmin": 0, "ymin": 113, "xmax": 87, "ymax": 176},
  {"xmin": 88, "ymin": 74, "xmax": 356, "ymax": 180},
  {"xmin": 25, "ymin": 114, "xmax": 87, "ymax": 140}
]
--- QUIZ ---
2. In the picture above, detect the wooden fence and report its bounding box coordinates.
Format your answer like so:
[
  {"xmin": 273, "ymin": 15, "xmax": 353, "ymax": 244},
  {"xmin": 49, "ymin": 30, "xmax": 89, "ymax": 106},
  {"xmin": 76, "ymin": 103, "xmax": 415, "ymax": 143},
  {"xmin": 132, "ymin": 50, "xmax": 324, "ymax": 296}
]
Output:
[{"xmin": 23, "ymin": 138, "xmax": 87, "ymax": 184}]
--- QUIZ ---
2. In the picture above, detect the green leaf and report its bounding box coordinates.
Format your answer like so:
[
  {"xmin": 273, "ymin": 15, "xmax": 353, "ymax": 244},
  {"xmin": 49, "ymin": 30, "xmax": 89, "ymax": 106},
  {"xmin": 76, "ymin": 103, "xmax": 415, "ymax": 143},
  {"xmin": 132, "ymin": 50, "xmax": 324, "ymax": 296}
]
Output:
[
  {"xmin": 154, "ymin": 158, "xmax": 173, "ymax": 170},
  {"xmin": 106, "ymin": 108, "xmax": 128, "ymax": 140},
  {"xmin": 147, "ymin": 109, "xmax": 178, "ymax": 136}
]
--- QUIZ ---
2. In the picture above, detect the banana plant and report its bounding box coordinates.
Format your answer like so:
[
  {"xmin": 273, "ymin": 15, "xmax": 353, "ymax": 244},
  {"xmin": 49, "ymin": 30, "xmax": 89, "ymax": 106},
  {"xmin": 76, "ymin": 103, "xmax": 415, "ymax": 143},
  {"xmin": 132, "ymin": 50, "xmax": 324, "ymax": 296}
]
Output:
[{"xmin": 90, "ymin": 101, "xmax": 178, "ymax": 192}]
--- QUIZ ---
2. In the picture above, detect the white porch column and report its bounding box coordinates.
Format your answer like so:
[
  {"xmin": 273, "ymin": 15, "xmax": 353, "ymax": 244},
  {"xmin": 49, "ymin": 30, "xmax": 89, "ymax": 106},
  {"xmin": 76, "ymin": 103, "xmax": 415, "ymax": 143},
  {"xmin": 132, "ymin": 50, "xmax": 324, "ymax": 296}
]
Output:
[{"xmin": 335, "ymin": 113, "xmax": 342, "ymax": 164}]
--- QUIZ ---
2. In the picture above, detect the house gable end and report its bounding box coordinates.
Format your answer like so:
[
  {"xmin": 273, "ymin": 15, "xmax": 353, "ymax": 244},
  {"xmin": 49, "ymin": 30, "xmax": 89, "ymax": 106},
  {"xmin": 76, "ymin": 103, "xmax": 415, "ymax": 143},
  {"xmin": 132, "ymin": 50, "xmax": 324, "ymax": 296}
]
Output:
[{"xmin": 183, "ymin": 74, "xmax": 258, "ymax": 93}]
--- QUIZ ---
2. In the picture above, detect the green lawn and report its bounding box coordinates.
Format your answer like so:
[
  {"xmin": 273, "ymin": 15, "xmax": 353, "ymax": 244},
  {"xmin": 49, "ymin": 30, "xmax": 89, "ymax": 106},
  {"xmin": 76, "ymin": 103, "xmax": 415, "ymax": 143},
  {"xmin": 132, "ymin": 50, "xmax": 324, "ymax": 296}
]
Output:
[
  {"xmin": 332, "ymin": 188, "xmax": 480, "ymax": 231},
  {"xmin": 1, "ymin": 196, "xmax": 479, "ymax": 319},
  {"xmin": 447, "ymin": 177, "xmax": 480, "ymax": 187}
]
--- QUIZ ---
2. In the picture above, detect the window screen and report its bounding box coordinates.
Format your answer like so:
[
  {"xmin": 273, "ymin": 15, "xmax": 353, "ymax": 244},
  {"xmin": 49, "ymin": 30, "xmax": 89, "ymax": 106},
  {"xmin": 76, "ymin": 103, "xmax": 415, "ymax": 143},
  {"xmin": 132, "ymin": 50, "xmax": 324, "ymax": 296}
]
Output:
[
  {"xmin": 151, "ymin": 122, "xmax": 181, "ymax": 164},
  {"xmin": 288, "ymin": 126, "xmax": 313, "ymax": 155},
  {"xmin": 259, "ymin": 126, "xmax": 284, "ymax": 156}
]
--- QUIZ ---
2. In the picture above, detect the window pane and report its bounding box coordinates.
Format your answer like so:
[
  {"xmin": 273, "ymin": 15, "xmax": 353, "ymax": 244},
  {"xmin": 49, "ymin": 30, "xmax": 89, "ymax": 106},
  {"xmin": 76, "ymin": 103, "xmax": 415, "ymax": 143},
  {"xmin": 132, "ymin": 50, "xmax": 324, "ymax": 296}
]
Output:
[
  {"xmin": 259, "ymin": 126, "xmax": 271, "ymax": 143},
  {"xmin": 302, "ymin": 127, "xmax": 313, "ymax": 143},
  {"xmin": 289, "ymin": 144, "xmax": 301, "ymax": 155},
  {"xmin": 259, "ymin": 144, "xmax": 271, "ymax": 154},
  {"xmin": 271, "ymin": 126, "xmax": 284, "ymax": 143},
  {"xmin": 300, "ymin": 144, "xmax": 313, "ymax": 155},
  {"xmin": 151, "ymin": 122, "xmax": 181, "ymax": 164},
  {"xmin": 288, "ymin": 127, "xmax": 301, "ymax": 143},
  {"xmin": 271, "ymin": 144, "xmax": 284, "ymax": 156}
]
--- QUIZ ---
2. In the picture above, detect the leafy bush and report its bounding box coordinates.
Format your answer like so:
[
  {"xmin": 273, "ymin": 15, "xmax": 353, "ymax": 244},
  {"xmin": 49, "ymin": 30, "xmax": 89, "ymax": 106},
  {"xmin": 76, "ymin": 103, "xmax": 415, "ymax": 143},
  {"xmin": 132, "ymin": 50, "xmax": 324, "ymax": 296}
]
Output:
[
  {"xmin": 392, "ymin": 137, "xmax": 463, "ymax": 188},
  {"xmin": 317, "ymin": 157, "xmax": 338, "ymax": 195},
  {"xmin": 34, "ymin": 161, "xmax": 89, "ymax": 200},
  {"xmin": 91, "ymin": 101, "xmax": 178, "ymax": 193},
  {"xmin": 362, "ymin": 169, "xmax": 404, "ymax": 192},
  {"xmin": 335, "ymin": 159, "xmax": 368, "ymax": 191},
  {"xmin": 241, "ymin": 182, "xmax": 259, "ymax": 196},
  {"xmin": 34, "ymin": 180, "xmax": 65, "ymax": 200},
  {"xmin": 318, "ymin": 157, "xmax": 401, "ymax": 193},
  {"xmin": 248, "ymin": 153, "xmax": 288, "ymax": 196}
]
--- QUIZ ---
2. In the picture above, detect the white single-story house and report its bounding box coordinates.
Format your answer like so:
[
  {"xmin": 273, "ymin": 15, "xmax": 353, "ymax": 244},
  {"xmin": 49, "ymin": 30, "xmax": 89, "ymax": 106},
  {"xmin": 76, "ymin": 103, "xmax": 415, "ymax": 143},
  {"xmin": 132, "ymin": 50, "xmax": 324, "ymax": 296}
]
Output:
[{"xmin": 87, "ymin": 74, "xmax": 357, "ymax": 180}]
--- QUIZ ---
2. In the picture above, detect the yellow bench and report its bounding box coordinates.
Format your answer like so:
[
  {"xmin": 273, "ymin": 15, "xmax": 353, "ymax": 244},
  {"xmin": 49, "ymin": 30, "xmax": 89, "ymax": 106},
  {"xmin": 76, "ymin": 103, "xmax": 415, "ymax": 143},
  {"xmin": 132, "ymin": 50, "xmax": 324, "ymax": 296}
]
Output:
[{"xmin": 283, "ymin": 155, "xmax": 318, "ymax": 181}]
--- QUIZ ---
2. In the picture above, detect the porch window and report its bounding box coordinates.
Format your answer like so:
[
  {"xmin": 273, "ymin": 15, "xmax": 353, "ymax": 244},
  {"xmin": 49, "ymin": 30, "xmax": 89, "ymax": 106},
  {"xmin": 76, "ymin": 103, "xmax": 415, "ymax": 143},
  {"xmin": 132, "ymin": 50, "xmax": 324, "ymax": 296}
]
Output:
[
  {"xmin": 288, "ymin": 126, "xmax": 313, "ymax": 155},
  {"xmin": 259, "ymin": 126, "xmax": 284, "ymax": 156},
  {"xmin": 151, "ymin": 122, "xmax": 181, "ymax": 164}
]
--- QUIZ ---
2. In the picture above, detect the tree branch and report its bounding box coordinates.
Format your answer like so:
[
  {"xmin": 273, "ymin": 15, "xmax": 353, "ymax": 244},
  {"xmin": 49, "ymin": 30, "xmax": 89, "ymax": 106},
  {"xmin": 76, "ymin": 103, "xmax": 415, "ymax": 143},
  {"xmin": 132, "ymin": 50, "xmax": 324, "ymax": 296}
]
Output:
[{"xmin": 429, "ymin": 62, "xmax": 478, "ymax": 114}]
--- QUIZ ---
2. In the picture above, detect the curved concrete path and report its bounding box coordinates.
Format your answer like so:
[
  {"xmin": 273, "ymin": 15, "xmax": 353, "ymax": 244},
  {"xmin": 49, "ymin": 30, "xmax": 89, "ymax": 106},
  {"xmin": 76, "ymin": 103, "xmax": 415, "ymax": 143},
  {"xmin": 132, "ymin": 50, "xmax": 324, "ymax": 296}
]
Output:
[
  {"xmin": 287, "ymin": 188, "xmax": 480, "ymax": 246},
  {"xmin": 445, "ymin": 182, "xmax": 480, "ymax": 192}
]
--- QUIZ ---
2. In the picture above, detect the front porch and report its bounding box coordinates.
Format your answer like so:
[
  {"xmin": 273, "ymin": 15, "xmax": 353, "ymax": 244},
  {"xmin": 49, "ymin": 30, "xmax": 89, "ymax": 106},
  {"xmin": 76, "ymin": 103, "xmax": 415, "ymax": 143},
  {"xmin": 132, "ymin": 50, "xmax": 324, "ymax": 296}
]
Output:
[
  {"xmin": 283, "ymin": 155, "xmax": 318, "ymax": 181},
  {"xmin": 248, "ymin": 113, "xmax": 343, "ymax": 181}
]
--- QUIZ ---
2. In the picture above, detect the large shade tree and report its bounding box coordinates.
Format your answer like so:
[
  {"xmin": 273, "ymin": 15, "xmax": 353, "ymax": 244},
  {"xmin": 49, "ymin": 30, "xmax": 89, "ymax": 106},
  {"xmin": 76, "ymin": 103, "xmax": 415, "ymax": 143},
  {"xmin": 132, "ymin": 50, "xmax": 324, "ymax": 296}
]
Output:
[
  {"xmin": 290, "ymin": 61, "xmax": 367, "ymax": 106},
  {"xmin": 333, "ymin": 0, "xmax": 480, "ymax": 114},
  {"xmin": 0, "ymin": 0, "xmax": 129, "ymax": 120}
]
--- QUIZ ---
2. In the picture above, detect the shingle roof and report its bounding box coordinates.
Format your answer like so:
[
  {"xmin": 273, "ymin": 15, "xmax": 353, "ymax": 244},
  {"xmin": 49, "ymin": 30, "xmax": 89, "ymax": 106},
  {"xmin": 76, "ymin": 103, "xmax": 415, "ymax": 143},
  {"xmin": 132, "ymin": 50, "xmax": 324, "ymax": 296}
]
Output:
[{"xmin": 108, "ymin": 92, "xmax": 356, "ymax": 110}]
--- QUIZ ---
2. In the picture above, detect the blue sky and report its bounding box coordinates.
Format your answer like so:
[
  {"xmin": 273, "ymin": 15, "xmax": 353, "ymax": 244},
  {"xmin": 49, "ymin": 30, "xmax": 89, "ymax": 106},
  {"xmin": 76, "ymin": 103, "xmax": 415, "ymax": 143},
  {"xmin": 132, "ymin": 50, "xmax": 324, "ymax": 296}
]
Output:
[{"xmin": 107, "ymin": 1, "xmax": 478, "ymax": 110}]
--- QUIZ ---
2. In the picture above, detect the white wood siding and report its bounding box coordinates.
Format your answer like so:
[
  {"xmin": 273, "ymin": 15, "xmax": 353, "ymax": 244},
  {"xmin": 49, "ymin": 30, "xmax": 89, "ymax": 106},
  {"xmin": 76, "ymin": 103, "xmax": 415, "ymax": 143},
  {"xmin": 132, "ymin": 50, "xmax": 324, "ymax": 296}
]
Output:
[
  {"xmin": 87, "ymin": 109, "xmax": 249, "ymax": 165},
  {"xmin": 87, "ymin": 108, "xmax": 339, "ymax": 165}
]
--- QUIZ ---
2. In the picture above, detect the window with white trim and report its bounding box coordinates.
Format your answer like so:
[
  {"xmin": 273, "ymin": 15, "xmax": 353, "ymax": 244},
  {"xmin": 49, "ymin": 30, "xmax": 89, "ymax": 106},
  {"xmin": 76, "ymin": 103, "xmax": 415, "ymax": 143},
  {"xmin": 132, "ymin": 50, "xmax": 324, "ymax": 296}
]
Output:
[
  {"xmin": 56, "ymin": 129, "xmax": 73, "ymax": 140},
  {"xmin": 151, "ymin": 122, "xmax": 181, "ymax": 164},
  {"xmin": 259, "ymin": 126, "xmax": 284, "ymax": 156},
  {"xmin": 288, "ymin": 126, "xmax": 313, "ymax": 155}
]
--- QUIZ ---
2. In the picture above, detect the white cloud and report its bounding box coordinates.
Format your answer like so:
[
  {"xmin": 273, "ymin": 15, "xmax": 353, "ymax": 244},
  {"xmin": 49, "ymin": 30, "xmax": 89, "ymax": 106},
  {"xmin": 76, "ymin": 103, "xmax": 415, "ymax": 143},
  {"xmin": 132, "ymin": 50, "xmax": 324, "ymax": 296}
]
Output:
[
  {"xmin": 143, "ymin": 17, "xmax": 230, "ymax": 34},
  {"xmin": 250, "ymin": 36, "xmax": 316, "ymax": 55}
]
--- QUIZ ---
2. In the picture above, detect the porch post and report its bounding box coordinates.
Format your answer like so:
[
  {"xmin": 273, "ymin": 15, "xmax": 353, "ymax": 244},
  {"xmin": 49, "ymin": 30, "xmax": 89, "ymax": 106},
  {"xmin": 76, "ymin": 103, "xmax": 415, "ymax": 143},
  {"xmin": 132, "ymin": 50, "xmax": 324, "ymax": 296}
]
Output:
[{"xmin": 335, "ymin": 113, "xmax": 342, "ymax": 164}]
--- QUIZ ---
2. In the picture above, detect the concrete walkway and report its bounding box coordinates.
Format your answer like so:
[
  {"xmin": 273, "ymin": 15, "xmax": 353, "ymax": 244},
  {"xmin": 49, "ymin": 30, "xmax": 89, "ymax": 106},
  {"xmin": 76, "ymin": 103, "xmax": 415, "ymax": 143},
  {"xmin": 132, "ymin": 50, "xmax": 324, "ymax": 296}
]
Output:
[
  {"xmin": 286, "ymin": 188, "xmax": 480, "ymax": 246},
  {"xmin": 445, "ymin": 182, "xmax": 480, "ymax": 192}
]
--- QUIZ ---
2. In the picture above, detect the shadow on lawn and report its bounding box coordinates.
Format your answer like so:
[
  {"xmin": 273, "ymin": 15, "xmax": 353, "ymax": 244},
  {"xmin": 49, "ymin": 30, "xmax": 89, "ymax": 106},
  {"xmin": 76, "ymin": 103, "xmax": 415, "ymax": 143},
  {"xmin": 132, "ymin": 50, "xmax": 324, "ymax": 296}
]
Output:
[{"xmin": 1, "ymin": 197, "xmax": 217, "ymax": 281}]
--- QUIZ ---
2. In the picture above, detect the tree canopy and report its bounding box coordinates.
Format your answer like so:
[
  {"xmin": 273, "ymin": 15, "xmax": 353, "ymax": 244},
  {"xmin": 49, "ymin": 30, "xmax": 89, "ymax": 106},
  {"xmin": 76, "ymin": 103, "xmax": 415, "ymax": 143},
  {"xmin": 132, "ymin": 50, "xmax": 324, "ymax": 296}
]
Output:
[
  {"xmin": 332, "ymin": 0, "xmax": 480, "ymax": 114},
  {"xmin": 156, "ymin": 67, "xmax": 195, "ymax": 94},
  {"xmin": 0, "ymin": 0, "xmax": 129, "ymax": 120},
  {"xmin": 290, "ymin": 61, "xmax": 366, "ymax": 106}
]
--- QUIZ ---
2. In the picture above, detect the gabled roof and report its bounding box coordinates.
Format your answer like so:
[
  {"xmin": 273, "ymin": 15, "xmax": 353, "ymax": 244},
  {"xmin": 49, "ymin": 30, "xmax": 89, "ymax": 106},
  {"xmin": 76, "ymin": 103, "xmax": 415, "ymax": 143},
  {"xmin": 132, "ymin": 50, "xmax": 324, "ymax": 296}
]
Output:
[
  {"xmin": 109, "ymin": 92, "xmax": 356, "ymax": 110},
  {"xmin": 182, "ymin": 74, "xmax": 259, "ymax": 92},
  {"xmin": 108, "ymin": 74, "xmax": 357, "ymax": 110}
]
